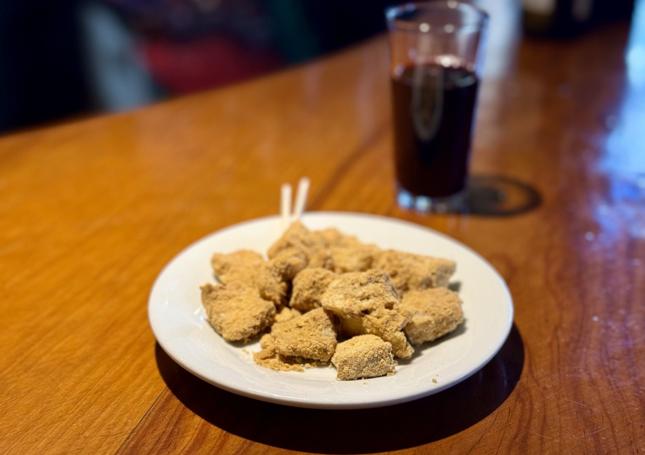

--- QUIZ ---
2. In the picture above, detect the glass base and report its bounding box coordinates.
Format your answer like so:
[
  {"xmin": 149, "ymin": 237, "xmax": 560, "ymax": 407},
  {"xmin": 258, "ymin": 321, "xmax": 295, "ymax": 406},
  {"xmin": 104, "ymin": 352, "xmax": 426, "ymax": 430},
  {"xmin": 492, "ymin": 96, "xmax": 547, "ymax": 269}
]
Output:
[{"xmin": 396, "ymin": 186, "xmax": 467, "ymax": 213}]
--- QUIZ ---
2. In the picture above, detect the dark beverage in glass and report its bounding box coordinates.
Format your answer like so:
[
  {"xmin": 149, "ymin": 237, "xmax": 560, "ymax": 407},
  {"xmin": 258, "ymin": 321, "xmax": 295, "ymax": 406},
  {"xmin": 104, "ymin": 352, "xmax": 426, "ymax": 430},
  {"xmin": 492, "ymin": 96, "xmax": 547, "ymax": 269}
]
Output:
[
  {"xmin": 391, "ymin": 63, "xmax": 479, "ymax": 198},
  {"xmin": 386, "ymin": 2, "xmax": 488, "ymax": 212}
]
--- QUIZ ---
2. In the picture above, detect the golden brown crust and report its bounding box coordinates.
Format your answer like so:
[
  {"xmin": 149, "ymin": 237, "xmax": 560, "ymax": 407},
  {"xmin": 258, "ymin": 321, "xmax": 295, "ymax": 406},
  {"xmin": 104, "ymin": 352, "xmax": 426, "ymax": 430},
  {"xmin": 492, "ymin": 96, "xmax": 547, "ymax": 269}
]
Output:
[
  {"xmin": 274, "ymin": 307, "xmax": 302, "ymax": 323},
  {"xmin": 361, "ymin": 308, "xmax": 414, "ymax": 359},
  {"xmin": 307, "ymin": 248, "xmax": 335, "ymax": 270},
  {"xmin": 331, "ymin": 335, "xmax": 396, "ymax": 380},
  {"xmin": 267, "ymin": 221, "xmax": 319, "ymax": 258},
  {"xmin": 372, "ymin": 250, "xmax": 456, "ymax": 294},
  {"xmin": 211, "ymin": 250, "xmax": 286, "ymax": 306},
  {"xmin": 290, "ymin": 268, "xmax": 337, "ymax": 312},
  {"xmin": 253, "ymin": 334, "xmax": 306, "ymax": 372},
  {"xmin": 328, "ymin": 244, "xmax": 380, "ymax": 273},
  {"xmin": 400, "ymin": 288, "xmax": 464, "ymax": 345},
  {"xmin": 267, "ymin": 222, "xmax": 334, "ymax": 279},
  {"xmin": 310, "ymin": 228, "xmax": 349, "ymax": 246},
  {"xmin": 268, "ymin": 248, "xmax": 309, "ymax": 282},
  {"xmin": 270, "ymin": 308, "xmax": 337, "ymax": 362},
  {"xmin": 321, "ymin": 271, "xmax": 414, "ymax": 359},
  {"xmin": 204, "ymin": 222, "xmax": 463, "ymax": 377},
  {"xmin": 321, "ymin": 270, "xmax": 399, "ymax": 316},
  {"xmin": 310, "ymin": 228, "xmax": 381, "ymax": 273},
  {"xmin": 200, "ymin": 283, "xmax": 275, "ymax": 342}
]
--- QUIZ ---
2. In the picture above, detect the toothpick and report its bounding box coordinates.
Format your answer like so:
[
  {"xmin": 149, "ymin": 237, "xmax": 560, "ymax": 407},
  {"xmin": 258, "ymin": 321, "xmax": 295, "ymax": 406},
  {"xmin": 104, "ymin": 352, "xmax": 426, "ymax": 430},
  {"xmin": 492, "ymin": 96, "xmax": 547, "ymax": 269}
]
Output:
[
  {"xmin": 293, "ymin": 177, "xmax": 310, "ymax": 220},
  {"xmin": 280, "ymin": 183, "xmax": 292, "ymax": 229}
]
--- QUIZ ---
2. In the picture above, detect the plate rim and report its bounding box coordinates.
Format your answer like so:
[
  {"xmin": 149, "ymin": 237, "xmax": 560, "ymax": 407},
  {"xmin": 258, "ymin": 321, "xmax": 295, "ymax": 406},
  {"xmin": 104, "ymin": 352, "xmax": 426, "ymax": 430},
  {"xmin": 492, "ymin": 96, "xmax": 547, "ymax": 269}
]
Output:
[{"xmin": 148, "ymin": 211, "xmax": 514, "ymax": 409}]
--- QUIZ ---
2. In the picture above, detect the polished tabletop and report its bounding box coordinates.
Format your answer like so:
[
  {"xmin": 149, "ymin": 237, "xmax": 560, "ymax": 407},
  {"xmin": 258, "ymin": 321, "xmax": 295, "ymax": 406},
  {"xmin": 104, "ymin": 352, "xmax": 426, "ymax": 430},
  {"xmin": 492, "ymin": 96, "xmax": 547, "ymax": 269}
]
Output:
[{"xmin": 1, "ymin": 2, "xmax": 643, "ymax": 454}]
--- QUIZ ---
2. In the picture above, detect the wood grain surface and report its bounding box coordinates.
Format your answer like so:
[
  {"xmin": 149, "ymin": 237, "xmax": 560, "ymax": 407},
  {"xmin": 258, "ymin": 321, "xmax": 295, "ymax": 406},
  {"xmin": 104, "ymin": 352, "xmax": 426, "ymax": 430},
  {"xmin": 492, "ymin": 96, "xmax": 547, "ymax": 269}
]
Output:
[{"xmin": 1, "ymin": 1, "xmax": 643, "ymax": 453}]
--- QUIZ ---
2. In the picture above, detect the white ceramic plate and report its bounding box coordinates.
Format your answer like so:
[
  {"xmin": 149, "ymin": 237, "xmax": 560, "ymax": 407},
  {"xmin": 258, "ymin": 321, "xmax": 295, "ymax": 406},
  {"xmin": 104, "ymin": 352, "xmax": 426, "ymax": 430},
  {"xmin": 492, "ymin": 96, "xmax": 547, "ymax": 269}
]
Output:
[{"xmin": 148, "ymin": 212, "xmax": 513, "ymax": 409}]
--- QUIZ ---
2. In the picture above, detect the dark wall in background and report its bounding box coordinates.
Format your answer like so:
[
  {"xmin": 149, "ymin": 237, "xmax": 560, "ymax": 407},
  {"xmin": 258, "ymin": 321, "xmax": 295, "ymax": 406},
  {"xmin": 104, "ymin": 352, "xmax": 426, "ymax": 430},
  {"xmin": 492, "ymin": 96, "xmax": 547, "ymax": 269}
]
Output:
[
  {"xmin": 0, "ymin": 0, "xmax": 393, "ymax": 135},
  {"xmin": 0, "ymin": 1, "xmax": 91, "ymax": 133}
]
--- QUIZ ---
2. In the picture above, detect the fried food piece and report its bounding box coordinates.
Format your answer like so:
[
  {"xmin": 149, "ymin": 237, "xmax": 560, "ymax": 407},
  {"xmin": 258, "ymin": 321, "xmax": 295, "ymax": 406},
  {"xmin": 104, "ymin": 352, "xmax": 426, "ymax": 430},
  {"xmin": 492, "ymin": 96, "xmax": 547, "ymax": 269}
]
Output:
[
  {"xmin": 270, "ymin": 308, "xmax": 337, "ymax": 362},
  {"xmin": 268, "ymin": 223, "xmax": 379, "ymax": 277},
  {"xmin": 253, "ymin": 334, "xmax": 305, "ymax": 372},
  {"xmin": 268, "ymin": 222, "xmax": 331, "ymax": 279},
  {"xmin": 332, "ymin": 335, "xmax": 396, "ymax": 380},
  {"xmin": 307, "ymin": 248, "xmax": 335, "ymax": 270},
  {"xmin": 321, "ymin": 270, "xmax": 399, "ymax": 315},
  {"xmin": 268, "ymin": 221, "xmax": 320, "ymax": 259},
  {"xmin": 337, "ymin": 309, "xmax": 413, "ymax": 359},
  {"xmin": 311, "ymin": 228, "xmax": 380, "ymax": 272},
  {"xmin": 201, "ymin": 283, "xmax": 275, "ymax": 342},
  {"xmin": 328, "ymin": 244, "xmax": 380, "ymax": 273},
  {"xmin": 400, "ymin": 288, "xmax": 464, "ymax": 345},
  {"xmin": 268, "ymin": 248, "xmax": 309, "ymax": 282},
  {"xmin": 300, "ymin": 228, "xmax": 345, "ymax": 269},
  {"xmin": 372, "ymin": 250, "xmax": 456, "ymax": 294},
  {"xmin": 312, "ymin": 228, "xmax": 375, "ymax": 249},
  {"xmin": 321, "ymin": 271, "xmax": 414, "ymax": 358},
  {"xmin": 346, "ymin": 308, "xmax": 414, "ymax": 359},
  {"xmin": 290, "ymin": 268, "xmax": 337, "ymax": 312},
  {"xmin": 311, "ymin": 228, "xmax": 351, "ymax": 246},
  {"xmin": 275, "ymin": 306, "xmax": 302, "ymax": 323},
  {"xmin": 211, "ymin": 250, "xmax": 286, "ymax": 306}
]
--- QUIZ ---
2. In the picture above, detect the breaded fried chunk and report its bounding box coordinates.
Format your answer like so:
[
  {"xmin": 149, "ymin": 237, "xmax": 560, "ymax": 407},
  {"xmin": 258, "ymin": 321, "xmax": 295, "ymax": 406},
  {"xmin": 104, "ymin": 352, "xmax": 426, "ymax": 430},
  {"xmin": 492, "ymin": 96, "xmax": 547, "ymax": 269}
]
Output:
[
  {"xmin": 311, "ymin": 227, "xmax": 353, "ymax": 247},
  {"xmin": 267, "ymin": 221, "xmax": 331, "ymax": 279},
  {"xmin": 270, "ymin": 308, "xmax": 337, "ymax": 362},
  {"xmin": 274, "ymin": 306, "xmax": 302, "ymax": 323},
  {"xmin": 328, "ymin": 244, "xmax": 380, "ymax": 273},
  {"xmin": 400, "ymin": 288, "xmax": 464, "ymax": 345},
  {"xmin": 351, "ymin": 308, "xmax": 414, "ymax": 359},
  {"xmin": 211, "ymin": 250, "xmax": 286, "ymax": 306},
  {"xmin": 321, "ymin": 271, "xmax": 414, "ymax": 359},
  {"xmin": 207, "ymin": 221, "xmax": 466, "ymax": 378},
  {"xmin": 332, "ymin": 335, "xmax": 396, "ymax": 380},
  {"xmin": 311, "ymin": 228, "xmax": 381, "ymax": 272},
  {"xmin": 290, "ymin": 268, "xmax": 336, "ymax": 312},
  {"xmin": 269, "ymin": 248, "xmax": 309, "ymax": 282},
  {"xmin": 268, "ymin": 221, "xmax": 319, "ymax": 259},
  {"xmin": 253, "ymin": 333, "xmax": 305, "ymax": 372},
  {"xmin": 307, "ymin": 249, "xmax": 335, "ymax": 270},
  {"xmin": 268, "ymin": 224, "xmax": 380, "ymax": 276},
  {"xmin": 321, "ymin": 270, "xmax": 399, "ymax": 316},
  {"xmin": 372, "ymin": 250, "xmax": 456, "ymax": 294},
  {"xmin": 201, "ymin": 283, "xmax": 275, "ymax": 342}
]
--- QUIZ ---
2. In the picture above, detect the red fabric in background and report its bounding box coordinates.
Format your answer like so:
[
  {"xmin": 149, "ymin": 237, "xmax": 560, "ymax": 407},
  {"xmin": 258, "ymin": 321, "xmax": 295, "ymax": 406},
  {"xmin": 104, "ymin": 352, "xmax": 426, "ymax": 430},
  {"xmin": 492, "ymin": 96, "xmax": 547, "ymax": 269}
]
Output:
[{"xmin": 142, "ymin": 36, "xmax": 283, "ymax": 93}]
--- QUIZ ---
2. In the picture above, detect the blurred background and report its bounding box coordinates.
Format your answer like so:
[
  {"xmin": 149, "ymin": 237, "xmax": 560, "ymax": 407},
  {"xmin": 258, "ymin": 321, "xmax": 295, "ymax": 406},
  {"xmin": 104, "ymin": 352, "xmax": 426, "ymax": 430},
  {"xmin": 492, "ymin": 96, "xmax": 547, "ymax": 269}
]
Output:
[{"xmin": 0, "ymin": 0, "xmax": 637, "ymax": 135}]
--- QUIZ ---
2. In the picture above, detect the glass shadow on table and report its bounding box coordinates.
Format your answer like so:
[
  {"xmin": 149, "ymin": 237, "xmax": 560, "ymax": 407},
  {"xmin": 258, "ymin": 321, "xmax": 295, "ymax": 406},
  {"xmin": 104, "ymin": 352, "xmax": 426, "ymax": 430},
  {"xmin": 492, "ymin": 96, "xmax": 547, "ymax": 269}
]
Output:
[
  {"xmin": 154, "ymin": 324, "xmax": 524, "ymax": 453},
  {"xmin": 465, "ymin": 175, "xmax": 542, "ymax": 216},
  {"xmin": 399, "ymin": 175, "xmax": 542, "ymax": 216}
]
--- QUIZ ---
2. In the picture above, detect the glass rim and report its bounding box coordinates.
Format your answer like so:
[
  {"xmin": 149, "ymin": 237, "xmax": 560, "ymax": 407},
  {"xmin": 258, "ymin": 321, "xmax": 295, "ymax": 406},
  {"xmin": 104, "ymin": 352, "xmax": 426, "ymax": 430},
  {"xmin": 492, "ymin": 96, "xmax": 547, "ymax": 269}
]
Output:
[{"xmin": 385, "ymin": 1, "xmax": 489, "ymax": 34}]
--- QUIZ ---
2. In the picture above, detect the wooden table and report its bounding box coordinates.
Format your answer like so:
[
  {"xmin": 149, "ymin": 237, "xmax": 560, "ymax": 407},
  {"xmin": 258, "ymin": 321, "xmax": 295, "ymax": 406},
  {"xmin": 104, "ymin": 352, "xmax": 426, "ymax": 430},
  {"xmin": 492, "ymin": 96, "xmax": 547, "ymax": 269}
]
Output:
[{"xmin": 1, "ymin": 2, "xmax": 643, "ymax": 453}]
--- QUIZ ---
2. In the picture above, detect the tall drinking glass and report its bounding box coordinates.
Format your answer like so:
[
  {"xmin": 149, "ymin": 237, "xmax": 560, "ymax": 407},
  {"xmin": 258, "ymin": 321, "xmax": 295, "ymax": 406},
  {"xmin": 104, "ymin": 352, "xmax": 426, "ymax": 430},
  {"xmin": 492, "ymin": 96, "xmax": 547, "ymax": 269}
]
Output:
[{"xmin": 386, "ymin": 1, "xmax": 488, "ymax": 212}]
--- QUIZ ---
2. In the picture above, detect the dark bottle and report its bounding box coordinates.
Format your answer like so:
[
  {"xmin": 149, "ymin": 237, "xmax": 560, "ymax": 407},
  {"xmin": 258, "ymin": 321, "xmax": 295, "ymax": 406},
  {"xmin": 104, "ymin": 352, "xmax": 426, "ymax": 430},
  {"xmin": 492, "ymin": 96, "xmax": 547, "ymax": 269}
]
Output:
[{"xmin": 390, "ymin": 63, "xmax": 479, "ymax": 198}]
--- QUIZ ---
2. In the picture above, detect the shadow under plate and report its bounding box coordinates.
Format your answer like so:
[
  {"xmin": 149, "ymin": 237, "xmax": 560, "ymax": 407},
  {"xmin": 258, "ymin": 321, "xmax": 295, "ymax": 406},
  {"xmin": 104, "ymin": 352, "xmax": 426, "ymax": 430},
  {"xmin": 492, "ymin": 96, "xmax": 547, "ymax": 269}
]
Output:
[{"xmin": 154, "ymin": 324, "xmax": 525, "ymax": 453}]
